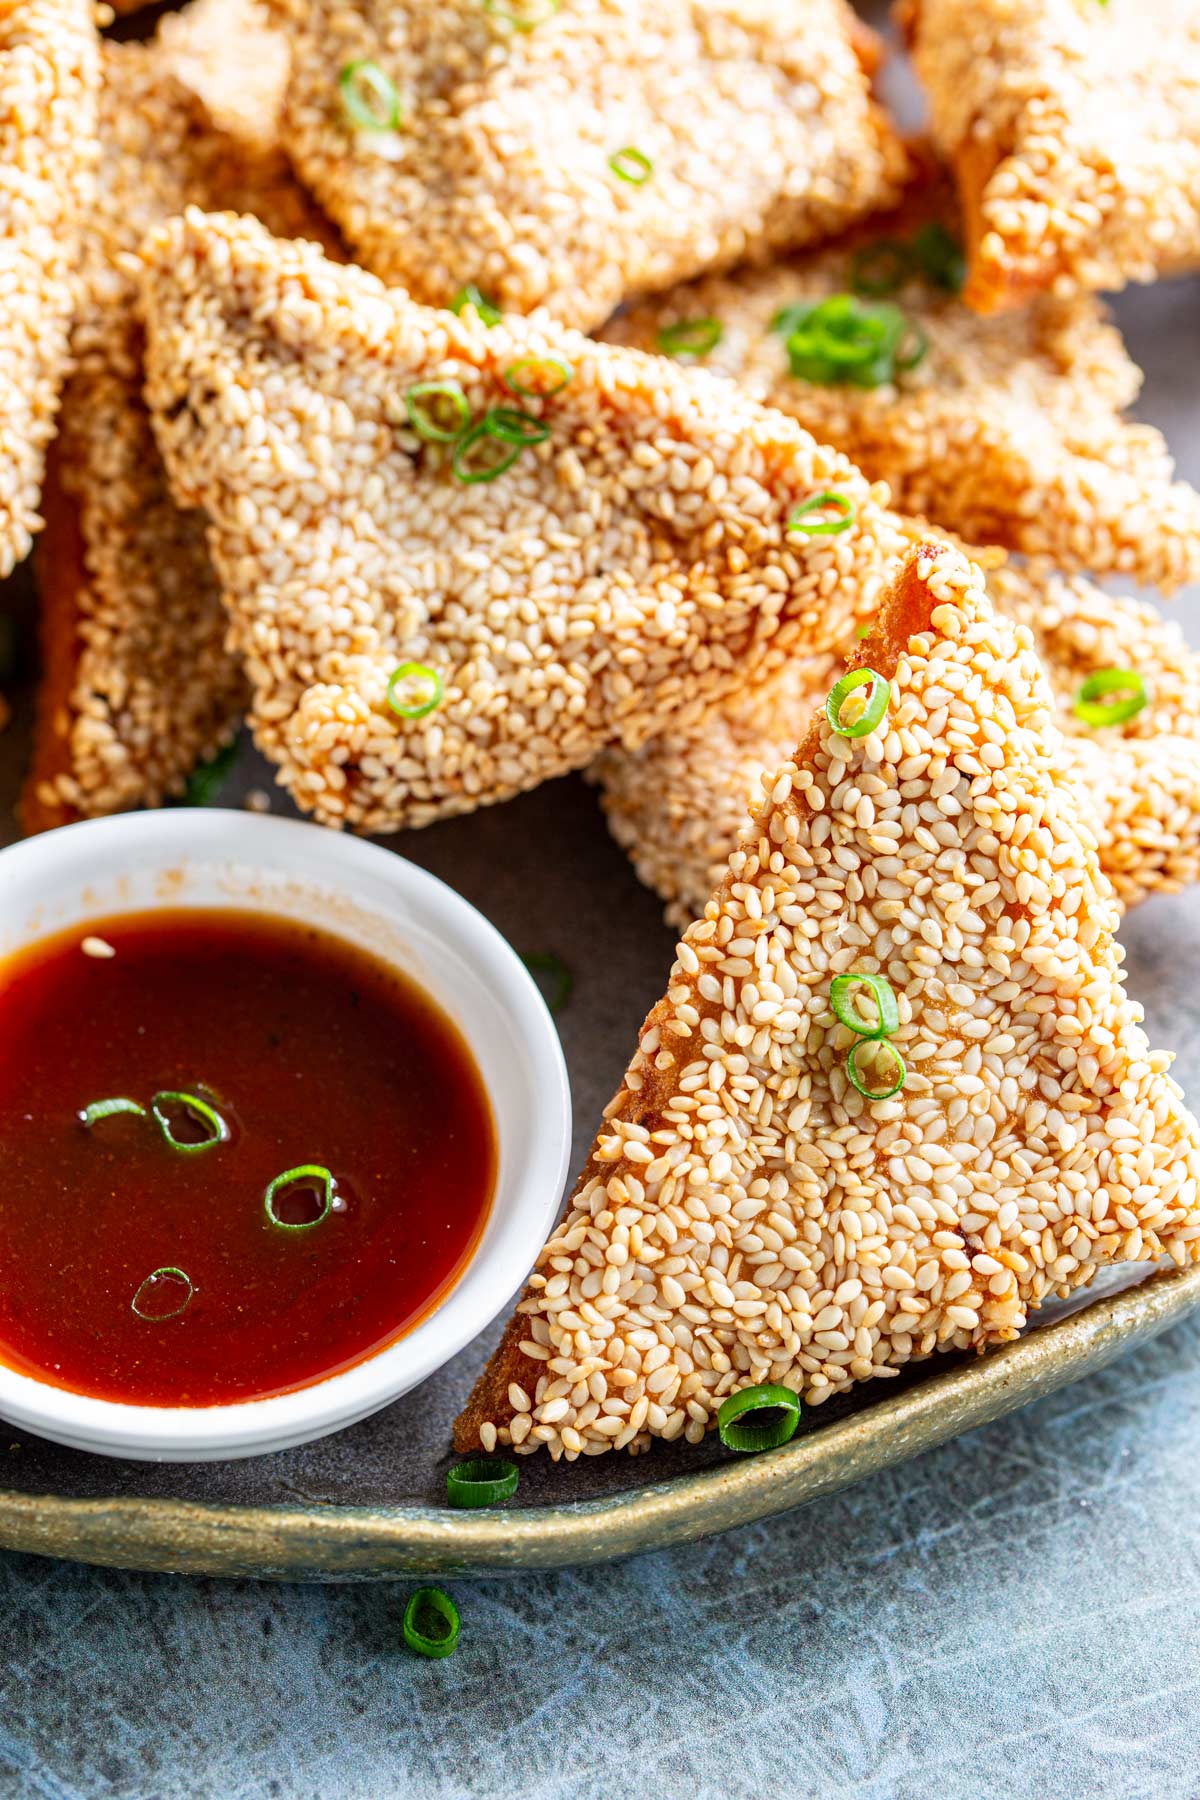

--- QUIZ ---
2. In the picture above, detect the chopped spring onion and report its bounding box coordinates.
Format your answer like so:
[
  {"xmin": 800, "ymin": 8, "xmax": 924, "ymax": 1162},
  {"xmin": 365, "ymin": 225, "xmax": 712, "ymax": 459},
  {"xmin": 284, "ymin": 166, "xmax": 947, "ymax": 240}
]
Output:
[
  {"xmin": 131, "ymin": 1266, "xmax": 194, "ymax": 1323},
  {"xmin": 912, "ymin": 222, "xmax": 966, "ymax": 294},
  {"xmin": 446, "ymin": 1458, "xmax": 520, "ymax": 1508},
  {"xmin": 825, "ymin": 666, "xmax": 890, "ymax": 739},
  {"xmin": 450, "ymin": 284, "xmax": 502, "ymax": 327},
  {"xmin": 339, "ymin": 60, "xmax": 403, "ymax": 132},
  {"xmin": 451, "ymin": 417, "xmax": 523, "ymax": 484},
  {"xmin": 772, "ymin": 294, "xmax": 926, "ymax": 388},
  {"xmin": 504, "ymin": 354, "xmax": 573, "ymax": 398},
  {"xmin": 264, "ymin": 1164, "xmax": 336, "ymax": 1230},
  {"xmin": 387, "ymin": 661, "xmax": 444, "ymax": 719},
  {"xmin": 404, "ymin": 379, "xmax": 471, "ymax": 443},
  {"xmin": 485, "ymin": 405, "xmax": 551, "ymax": 446},
  {"xmin": 849, "ymin": 238, "xmax": 912, "ymax": 298},
  {"xmin": 717, "ymin": 1382, "xmax": 802, "ymax": 1453},
  {"xmin": 482, "ymin": 0, "xmax": 561, "ymax": 30},
  {"xmin": 608, "ymin": 146, "xmax": 653, "ymax": 185},
  {"xmin": 522, "ymin": 951, "xmax": 572, "ymax": 1014},
  {"xmin": 846, "ymin": 1038, "xmax": 907, "ymax": 1101},
  {"xmin": 788, "ymin": 491, "xmax": 855, "ymax": 537},
  {"xmin": 403, "ymin": 1587, "xmax": 460, "ymax": 1658},
  {"xmin": 855, "ymin": 622, "xmax": 871, "ymax": 641},
  {"xmin": 657, "ymin": 317, "xmax": 723, "ymax": 358},
  {"xmin": 151, "ymin": 1091, "xmax": 230, "ymax": 1153},
  {"xmin": 1072, "ymin": 667, "xmax": 1148, "ymax": 728},
  {"xmin": 79, "ymin": 1096, "xmax": 147, "ymax": 1127},
  {"xmin": 181, "ymin": 736, "xmax": 239, "ymax": 807},
  {"xmin": 830, "ymin": 972, "xmax": 899, "ymax": 1040}
]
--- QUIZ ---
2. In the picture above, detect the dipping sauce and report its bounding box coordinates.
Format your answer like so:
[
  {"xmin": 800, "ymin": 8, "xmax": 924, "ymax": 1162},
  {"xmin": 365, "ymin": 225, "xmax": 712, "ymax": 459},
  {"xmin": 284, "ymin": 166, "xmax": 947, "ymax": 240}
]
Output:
[{"xmin": 0, "ymin": 910, "xmax": 496, "ymax": 1405}]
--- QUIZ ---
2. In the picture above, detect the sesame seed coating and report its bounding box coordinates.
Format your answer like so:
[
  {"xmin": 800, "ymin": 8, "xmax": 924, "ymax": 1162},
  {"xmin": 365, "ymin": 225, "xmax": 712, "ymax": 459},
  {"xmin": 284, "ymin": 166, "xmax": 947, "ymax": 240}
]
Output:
[
  {"xmin": 23, "ymin": 30, "xmax": 334, "ymax": 833},
  {"xmin": 271, "ymin": 0, "xmax": 907, "ymax": 330},
  {"xmin": 136, "ymin": 208, "xmax": 912, "ymax": 834},
  {"xmin": 603, "ymin": 191, "xmax": 1200, "ymax": 594},
  {"xmin": 596, "ymin": 553, "xmax": 1200, "ymax": 929},
  {"xmin": 903, "ymin": 0, "xmax": 1200, "ymax": 312},
  {"xmin": 0, "ymin": 0, "xmax": 98, "ymax": 578},
  {"xmin": 456, "ymin": 542, "xmax": 1200, "ymax": 1460}
]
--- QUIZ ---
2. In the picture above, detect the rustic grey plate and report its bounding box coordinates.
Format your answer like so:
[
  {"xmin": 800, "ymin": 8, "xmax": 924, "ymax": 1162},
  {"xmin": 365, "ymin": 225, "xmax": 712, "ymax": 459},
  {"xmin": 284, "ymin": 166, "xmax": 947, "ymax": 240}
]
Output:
[{"xmin": 1, "ymin": 242, "xmax": 1198, "ymax": 1581}]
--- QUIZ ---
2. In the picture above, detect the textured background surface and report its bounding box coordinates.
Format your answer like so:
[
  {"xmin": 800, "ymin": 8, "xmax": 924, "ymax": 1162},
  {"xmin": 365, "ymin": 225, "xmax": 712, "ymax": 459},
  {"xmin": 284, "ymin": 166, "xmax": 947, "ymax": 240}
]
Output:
[{"xmin": 3, "ymin": 14, "xmax": 1200, "ymax": 1796}]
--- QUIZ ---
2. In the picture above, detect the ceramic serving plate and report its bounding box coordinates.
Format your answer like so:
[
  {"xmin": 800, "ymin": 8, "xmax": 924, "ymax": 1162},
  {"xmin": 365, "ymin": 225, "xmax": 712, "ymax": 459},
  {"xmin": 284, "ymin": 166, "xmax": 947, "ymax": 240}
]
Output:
[{"xmin": 2, "ymin": 266, "xmax": 1198, "ymax": 1580}]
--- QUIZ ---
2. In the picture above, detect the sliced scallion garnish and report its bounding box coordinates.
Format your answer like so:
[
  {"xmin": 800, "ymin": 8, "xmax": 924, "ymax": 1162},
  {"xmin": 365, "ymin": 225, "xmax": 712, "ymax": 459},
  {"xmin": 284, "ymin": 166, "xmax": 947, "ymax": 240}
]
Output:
[
  {"xmin": 151, "ymin": 1091, "xmax": 229, "ymax": 1153},
  {"xmin": 485, "ymin": 405, "xmax": 550, "ymax": 446},
  {"xmin": 522, "ymin": 951, "xmax": 572, "ymax": 1014},
  {"xmin": 339, "ymin": 60, "xmax": 403, "ymax": 132},
  {"xmin": 451, "ymin": 418, "xmax": 523, "ymax": 484},
  {"xmin": 181, "ymin": 736, "xmax": 239, "ymax": 807},
  {"xmin": 849, "ymin": 238, "xmax": 912, "ymax": 298},
  {"xmin": 825, "ymin": 667, "xmax": 889, "ymax": 739},
  {"xmin": 264, "ymin": 1164, "xmax": 336, "ymax": 1230},
  {"xmin": 446, "ymin": 1458, "xmax": 520, "ymax": 1508},
  {"xmin": 772, "ymin": 294, "xmax": 925, "ymax": 388},
  {"xmin": 482, "ymin": 0, "xmax": 561, "ymax": 30},
  {"xmin": 657, "ymin": 317, "xmax": 723, "ymax": 358},
  {"xmin": 403, "ymin": 1587, "xmax": 460, "ymax": 1658},
  {"xmin": 717, "ymin": 1383, "xmax": 802, "ymax": 1453},
  {"xmin": 79, "ymin": 1097, "xmax": 147, "ymax": 1127},
  {"xmin": 608, "ymin": 146, "xmax": 653, "ymax": 186},
  {"xmin": 855, "ymin": 622, "xmax": 871, "ymax": 641},
  {"xmin": 450, "ymin": 284, "xmax": 502, "ymax": 327},
  {"xmin": 503, "ymin": 354, "xmax": 573, "ymax": 398},
  {"xmin": 1072, "ymin": 668, "xmax": 1148, "ymax": 728},
  {"xmin": 788, "ymin": 491, "xmax": 855, "ymax": 538},
  {"xmin": 911, "ymin": 222, "xmax": 966, "ymax": 294},
  {"xmin": 131, "ymin": 1267, "xmax": 194, "ymax": 1322},
  {"xmin": 404, "ymin": 379, "xmax": 471, "ymax": 443},
  {"xmin": 387, "ymin": 661, "xmax": 444, "ymax": 719},
  {"xmin": 846, "ymin": 1038, "xmax": 906, "ymax": 1100},
  {"xmin": 830, "ymin": 972, "xmax": 899, "ymax": 1040}
]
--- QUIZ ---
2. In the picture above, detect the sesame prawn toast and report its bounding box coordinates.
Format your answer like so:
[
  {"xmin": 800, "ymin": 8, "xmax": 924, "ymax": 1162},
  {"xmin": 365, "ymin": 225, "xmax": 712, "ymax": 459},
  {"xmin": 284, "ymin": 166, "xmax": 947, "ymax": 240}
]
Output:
[
  {"xmin": 22, "ymin": 36, "xmax": 336, "ymax": 834},
  {"xmin": 596, "ymin": 560, "xmax": 1200, "ymax": 928},
  {"xmin": 0, "ymin": 0, "xmax": 98, "ymax": 578},
  {"xmin": 456, "ymin": 542, "xmax": 1200, "ymax": 1459},
  {"xmin": 136, "ymin": 208, "xmax": 909, "ymax": 834},
  {"xmin": 271, "ymin": 0, "xmax": 907, "ymax": 331},
  {"xmin": 604, "ymin": 215, "xmax": 1200, "ymax": 594},
  {"xmin": 904, "ymin": 0, "xmax": 1200, "ymax": 313}
]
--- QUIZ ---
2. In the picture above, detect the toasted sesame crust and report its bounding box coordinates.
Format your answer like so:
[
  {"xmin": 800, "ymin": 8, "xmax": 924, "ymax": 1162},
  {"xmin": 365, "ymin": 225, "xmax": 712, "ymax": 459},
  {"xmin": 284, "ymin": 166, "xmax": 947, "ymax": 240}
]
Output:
[
  {"xmin": 271, "ymin": 0, "xmax": 908, "ymax": 330},
  {"xmin": 22, "ymin": 31, "xmax": 335, "ymax": 833},
  {"xmin": 903, "ymin": 0, "xmax": 1200, "ymax": 311},
  {"xmin": 595, "ymin": 557, "xmax": 1200, "ymax": 928},
  {"xmin": 455, "ymin": 542, "xmax": 1200, "ymax": 1459},
  {"xmin": 136, "ymin": 208, "xmax": 913, "ymax": 834},
  {"xmin": 0, "ymin": 0, "xmax": 98, "ymax": 578},
  {"xmin": 603, "ymin": 192, "xmax": 1200, "ymax": 595}
]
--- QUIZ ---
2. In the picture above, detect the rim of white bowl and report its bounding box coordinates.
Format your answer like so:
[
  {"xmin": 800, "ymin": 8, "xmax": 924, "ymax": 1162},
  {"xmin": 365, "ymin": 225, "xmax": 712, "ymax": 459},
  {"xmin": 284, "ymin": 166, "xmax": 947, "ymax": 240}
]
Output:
[{"xmin": 0, "ymin": 810, "xmax": 572, "ymax": 1460}]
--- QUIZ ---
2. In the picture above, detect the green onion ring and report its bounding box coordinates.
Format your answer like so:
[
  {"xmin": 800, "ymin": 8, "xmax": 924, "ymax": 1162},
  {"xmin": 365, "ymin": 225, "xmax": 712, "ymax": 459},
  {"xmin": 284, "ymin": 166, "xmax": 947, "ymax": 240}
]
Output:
[
  {"xmin": 657, "ymin": 317, "xmax": 723, "ymax": 358},
  {"xmin": 404, "ymin": 379, "xmax": 471, "ymax": 443},
  {"xmin": 503, "ymin": 354, "xmax": 573, "ymax": 398},
  {"xmin": 451, "ymin": 418, "xmax": 522, "ymax": 484},
  {"xmin": 911, "ymin": 221, "xmax": 966, "ymax": 294},
  {"xmin": 181, "ymin": 737, "xmax": 239, "ymax": 807},
  {"xmin": 450, "ymin": 284, "xmax": 502, "ymax": 327},
  {"xmin": 830, "ymin": 972, "xmax": 899, "ymax": 1040},
  {"xmin": 338, "ymin": 60, "xmax": 403, "ymax": 132},
  {"xmin": 846, "ymin": 1038, "xmax": 907, "ymax": 1100},
  {"xmin": 484, "ymin": 405, "xmax": 551, "ymax": 446},
  {"xmin": 608, "ymin": 146, "xmax": 653, "ymax": 186},
  {"xmin": 79, "ymin": 1097, "xmax": 146, "ymax": 1127},
  {"xmin": 1072, "ymin": 667, "xmax": 1149, "ymax": 728},
  {"xmin": 825, "ymin": 666, "xmax": 890, "ymax": 739},
  {"xmin": 775, "ymin": 295, "xmax": 925, "ymax": 387},
  {"xmin": 131, "ymin": 1267, "xmax": 194, "ymax": 1323},
  {"xmin": 717, "ymin": 1383, "xmax": 802, "ymax": 1453},
  {"xmin": 151, "ymin": 1090, "xmax": 229, "ymax": 1153},
  {"xmin": 788, "ymin": 491, "xmax": 856, "ymax": 537},
  {"xmin": 522, "ymin": 951, "xmax": 572, "ymax": 1014},
  {"xmin": 849, "ymin": 239, "xmax": 913, "ymax": 297},
  {"xmin": 387, "ymin": 661, "xmax": 444, "ymax": 719},
  {"xmin": 855, "ymin": 622, "xmax": 872, "ymax": 641},
  {"xmin": 403, "ymin": 1587, "xmax": 460, "ymax": 1658},
  {"xmin": 446, "ymin": 1458, "xmax": 520, "ymax": 1508},
  {"xmin": 482, "ymin": 0, "xmax": 561, "ymax": 30},
  {"xmin": 264, "ymin": 1165, "xmax": 336, "ymax": 1230}
]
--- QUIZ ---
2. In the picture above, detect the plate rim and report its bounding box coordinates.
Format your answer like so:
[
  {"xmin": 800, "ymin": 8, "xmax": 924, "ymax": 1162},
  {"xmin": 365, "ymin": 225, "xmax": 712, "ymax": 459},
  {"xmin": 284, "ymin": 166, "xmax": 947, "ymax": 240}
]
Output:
[{"xmin": 0, "ymin": 1262, "xmax": 1197, "ymax": 1581}]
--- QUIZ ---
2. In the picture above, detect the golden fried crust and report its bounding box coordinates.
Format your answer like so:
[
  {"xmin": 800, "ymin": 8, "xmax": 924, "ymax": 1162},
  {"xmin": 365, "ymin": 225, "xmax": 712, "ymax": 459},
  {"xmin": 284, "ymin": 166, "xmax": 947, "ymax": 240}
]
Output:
[{"xmin": 22, "ymin": 444, "xmax": 87, "ymax": 833}]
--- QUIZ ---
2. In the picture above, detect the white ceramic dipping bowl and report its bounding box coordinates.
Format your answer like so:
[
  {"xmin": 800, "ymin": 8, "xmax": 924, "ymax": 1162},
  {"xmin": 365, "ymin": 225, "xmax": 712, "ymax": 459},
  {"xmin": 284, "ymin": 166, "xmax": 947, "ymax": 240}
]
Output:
[{"xmin": 0, "ymin": 809, "xmax": 571, "ymax": 1461}]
